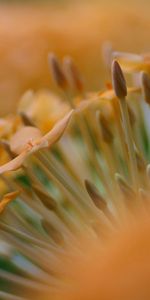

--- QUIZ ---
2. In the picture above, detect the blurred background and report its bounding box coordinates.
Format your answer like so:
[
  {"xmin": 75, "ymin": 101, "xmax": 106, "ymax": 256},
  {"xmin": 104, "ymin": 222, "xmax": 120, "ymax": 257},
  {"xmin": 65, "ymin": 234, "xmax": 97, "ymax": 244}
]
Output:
[{"xmin": 0, "ymin": 0, "xmax": 150, "ymax": 114}]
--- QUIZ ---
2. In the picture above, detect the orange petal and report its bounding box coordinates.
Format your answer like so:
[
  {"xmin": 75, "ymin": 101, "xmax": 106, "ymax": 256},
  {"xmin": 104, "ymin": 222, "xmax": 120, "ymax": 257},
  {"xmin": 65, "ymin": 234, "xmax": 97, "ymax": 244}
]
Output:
[{"xmin": 0, "ymin": 190, "xmax": 20, "ymax": 214}]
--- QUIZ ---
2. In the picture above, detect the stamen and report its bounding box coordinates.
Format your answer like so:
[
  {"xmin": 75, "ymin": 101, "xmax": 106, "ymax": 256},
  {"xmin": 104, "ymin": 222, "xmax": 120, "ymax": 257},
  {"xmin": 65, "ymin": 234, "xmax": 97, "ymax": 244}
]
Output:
[
  {"xmin": 63, "ymin": 56, "xmax": 84, "ymax": 94},
  {"xmin": 127, "ymin": 104, "xmax": 136, "ymax": 127},
  {"xmin": 32, "ymin": 184, "xmax": 57, "ymax": 211},
  {"xmin": 112, "ymin": 60, "xmax": 138, "ymax": 189},
  {"xmin": 42, "ymin": 219, "xmax": 64, "ymax": 245},
  {"xmin": 48, "ymin": 53, "xmax": 68, "ymax": 90},
  {"xmin": 97, "ymin": 111, "xmax": 113, "ymax": 144},
  {"xmin": 112, "ymin": 60, "xmax": 127, "ymax": 98},
  {"xmin": 84, "ymin": 179, "xmax": 115, "ymax": 223},
  {"xmin": 115, "ymin": 173, "xmax": 136, "ymax": 200},
  {"xmin": 141, "ymin": 71, "xmax": 150, "ymax": 104}
]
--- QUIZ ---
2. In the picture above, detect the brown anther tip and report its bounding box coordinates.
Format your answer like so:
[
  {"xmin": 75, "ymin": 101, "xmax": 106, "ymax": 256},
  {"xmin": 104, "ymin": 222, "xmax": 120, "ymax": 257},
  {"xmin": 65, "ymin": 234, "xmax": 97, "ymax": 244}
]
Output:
[
  {"xmin": 63, "ymin": 56, "xmax": 84, "ymax": 93},
  {"xmin": 141, "ymin": 71, "xmax": 150, "ymax": 104},
  {"xmin": 85, "ymin": 179, "xmax": 107, "ymax": 211},
  {"xmin": 112, "ymin": 60, "xmax": 127, "ymax": 99},
  {"xmin": 48, "ymin": 53, "xmax": 67, "ymax": 89},
  {"xmin": 33, "ymin": 184, "xmax": 56, "ymax": 211}
]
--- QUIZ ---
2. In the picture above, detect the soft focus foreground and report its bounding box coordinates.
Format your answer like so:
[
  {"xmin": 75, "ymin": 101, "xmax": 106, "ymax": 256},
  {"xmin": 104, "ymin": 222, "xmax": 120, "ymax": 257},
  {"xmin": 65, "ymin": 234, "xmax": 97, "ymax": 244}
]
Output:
[
  {"xmin": 58, "ymin": 211, "xmax": 150, "ymax": 300},
  {"xmin": 0, "ymin": 1, "xmax": 150, "ymax": 114}
]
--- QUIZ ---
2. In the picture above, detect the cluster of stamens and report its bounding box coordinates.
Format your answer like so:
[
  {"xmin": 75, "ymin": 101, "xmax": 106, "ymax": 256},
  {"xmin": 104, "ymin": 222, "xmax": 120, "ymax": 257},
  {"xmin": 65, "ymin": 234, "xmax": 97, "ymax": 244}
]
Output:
[{"xmin": 0, "ymin": 49, "xmax": 150, "ymax": 299}]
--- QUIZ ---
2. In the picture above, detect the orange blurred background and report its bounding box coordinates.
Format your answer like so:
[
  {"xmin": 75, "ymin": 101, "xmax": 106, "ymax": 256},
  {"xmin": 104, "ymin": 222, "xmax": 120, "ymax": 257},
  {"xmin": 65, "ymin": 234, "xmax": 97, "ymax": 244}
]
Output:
[{"xmin": 0, "ymin": 0, "xmax": 150, "ymax": 114}]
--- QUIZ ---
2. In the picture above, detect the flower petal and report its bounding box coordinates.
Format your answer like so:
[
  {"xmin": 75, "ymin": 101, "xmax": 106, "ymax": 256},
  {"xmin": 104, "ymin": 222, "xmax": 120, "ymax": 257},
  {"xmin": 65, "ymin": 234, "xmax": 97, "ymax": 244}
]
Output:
[
  {"xmin": 0, "ymin": 150, "xmax": 28, "ymax": 174},
  {"xmin": 0, "ymin": 190, "xmax": 20, "ymax": 214},
  {"xmin": 113, "ymin": 52, "xmax": 150, "ymax": 73},
  {"xmin": 10, "ymin": 126, "xmax": 42, "ymax": 155},
  {"xmin": 39, "ymin": 109, "xmax": 74, "ymax": 147}
]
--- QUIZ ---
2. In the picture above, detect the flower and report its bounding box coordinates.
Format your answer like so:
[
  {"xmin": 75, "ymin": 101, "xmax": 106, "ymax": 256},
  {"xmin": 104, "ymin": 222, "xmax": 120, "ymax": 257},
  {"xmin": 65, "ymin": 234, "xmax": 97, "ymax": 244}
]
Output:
[{"xmin": 0, "ymin": 52, "xmax": 150, "ymax": 300}]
